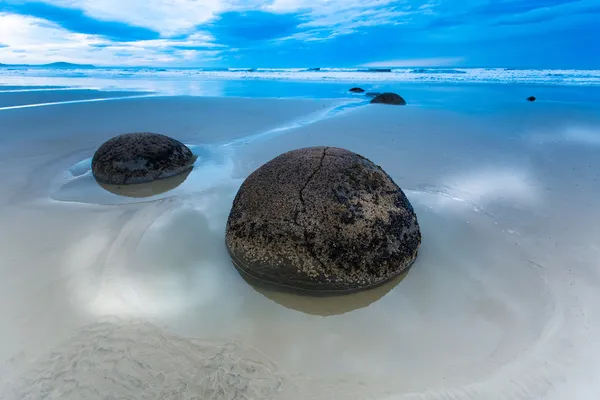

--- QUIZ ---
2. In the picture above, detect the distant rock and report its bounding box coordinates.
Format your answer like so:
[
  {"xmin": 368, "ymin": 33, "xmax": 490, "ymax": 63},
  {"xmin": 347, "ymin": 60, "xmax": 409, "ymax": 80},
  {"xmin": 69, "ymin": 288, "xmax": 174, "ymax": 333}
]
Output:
[
  {"xmin": 306, "ymin": 67, "xmax": 321, "ymax": 71},
  {"xmin": 527, "ymin": 96, "xmax": 536, "ymax": 102},
  {"xmin": 365, "ymin": 92, "xmax": 380, "ymax": 98},
  {"xmin": 92, "ymin": 132, "xmax": 194, "ymax": 185},
  {"xmin": 370, "ymin": 92, "xmax": 407, "ymax": 105},
  {"xmin": 226, "ymin": 146, "xmax": 421, "ymax": 294},
  {"xmin": 366, "ymin": 68, "xmax": 392, "ymax": 72},
  {"xmin": 349, "ymin": 87, "xmax": 365, "ymax": 93}
]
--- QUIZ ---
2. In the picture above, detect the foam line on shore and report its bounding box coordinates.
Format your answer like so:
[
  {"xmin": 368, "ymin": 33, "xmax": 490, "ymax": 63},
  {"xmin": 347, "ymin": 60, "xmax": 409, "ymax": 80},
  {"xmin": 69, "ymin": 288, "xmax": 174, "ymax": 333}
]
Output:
[
  {"xmin": 0, "ymin": 94, "xmax": 158, "ymax": 111},
  {"xmin": 223, "ymin": 99, "xmax": 368, "ymax": 147}
]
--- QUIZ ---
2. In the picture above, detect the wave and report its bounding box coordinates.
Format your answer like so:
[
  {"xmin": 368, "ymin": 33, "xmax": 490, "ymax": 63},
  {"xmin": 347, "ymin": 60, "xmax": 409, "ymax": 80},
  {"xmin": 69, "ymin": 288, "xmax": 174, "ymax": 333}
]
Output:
[
  {"xmin": 411, "ymin": 68, "xmax": 467, "ymax": 74},
  {"xmin": 1, "ymin": 67, "xmax": 600, "ymax": 86},
  {"xmin": 361, "ymin": 68, "xmax": 392, "ymax": 72}
]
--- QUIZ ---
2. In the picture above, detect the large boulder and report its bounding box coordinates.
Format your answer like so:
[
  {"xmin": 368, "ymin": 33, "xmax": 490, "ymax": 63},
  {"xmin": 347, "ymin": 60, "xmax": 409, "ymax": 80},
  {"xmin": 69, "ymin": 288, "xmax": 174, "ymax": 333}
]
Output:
[
  {"xmin": 92, "ymin": 132, "xmax": 194, "ymax": 185},
  {"xmin": 370, "ymin": 92, "xmax": 406, "ymax": 105},
  {"xmin": 226, "ymin": 147, "xmax": 421, "ymax": 294},
  {"xmin": 349, "ymin": 87, "xmax": 365, "ymax": 93}
]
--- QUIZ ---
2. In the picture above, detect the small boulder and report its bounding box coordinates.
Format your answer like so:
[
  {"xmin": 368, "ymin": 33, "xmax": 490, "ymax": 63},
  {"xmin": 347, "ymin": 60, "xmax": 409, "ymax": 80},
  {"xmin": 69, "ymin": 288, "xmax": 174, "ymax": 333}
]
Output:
[
  {"xmin": 349, "ymin": 87, "xmax": 365, "ymax": 93},
  {"xmin": 92, "ymin": 132, "xmax": 194, "ymax": 185},
  {"xmin": 226, "ymin": 147, "xmax": 421, "ymax": 294},
  {"xmin": 370, "ymin": 92, "xmax": 406, "ymax": 105},
  {"xmin": 527, "ymin": 96, "xmax": 536, "ymax": 102}
]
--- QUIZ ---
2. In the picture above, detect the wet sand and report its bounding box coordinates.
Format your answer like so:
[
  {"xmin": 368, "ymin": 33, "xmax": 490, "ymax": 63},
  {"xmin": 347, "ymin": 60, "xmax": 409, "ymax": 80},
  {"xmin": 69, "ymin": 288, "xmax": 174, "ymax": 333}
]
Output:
[{"xmin": 1, "ymin": 90, "xmax": 600, "ymax": 399}]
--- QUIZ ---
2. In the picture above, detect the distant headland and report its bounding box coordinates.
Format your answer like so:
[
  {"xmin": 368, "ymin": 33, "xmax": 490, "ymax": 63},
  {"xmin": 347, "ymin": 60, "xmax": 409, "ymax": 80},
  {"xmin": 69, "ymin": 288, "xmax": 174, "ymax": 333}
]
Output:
[{"xmin": 0, "ymin": 62, "xmax": 96, "ymax": 69}]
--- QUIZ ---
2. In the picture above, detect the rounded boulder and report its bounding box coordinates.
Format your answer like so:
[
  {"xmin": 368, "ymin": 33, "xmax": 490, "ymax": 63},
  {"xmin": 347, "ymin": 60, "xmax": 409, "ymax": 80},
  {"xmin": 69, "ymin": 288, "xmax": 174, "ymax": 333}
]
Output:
[
  {"xmin": 371, "ymin": 92, "xmax": 406, "ymax": 105},
  {"xmin": 349, "ymin": 87, "xmax": 365, "ymax": 93},
  {"xmin": 226, "ymin": 146, "xmax": 421, "ymax": 294},
  {"xmin": 92, "ymin": 132, "xmax": 194, "ymax": 185}
]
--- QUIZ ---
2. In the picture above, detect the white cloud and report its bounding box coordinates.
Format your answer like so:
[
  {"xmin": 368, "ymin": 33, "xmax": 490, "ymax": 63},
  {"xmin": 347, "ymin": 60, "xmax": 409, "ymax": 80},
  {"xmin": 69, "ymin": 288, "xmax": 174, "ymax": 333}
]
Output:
[
  {"xmin": 0, "ymin": 0, "xmax": 440, "ymax": 65},
  {"xmin": 24, "ymin": 0, "xmax": 228, "ymax": 36},
  {"xmin": 24, "ymin": 0, "xmax": 431, "ymax": 37},
  {"xmin": 269, "ymin": 0, "xmax": 435, "ymax": 41},
  {"xmin": 268, "ymin": 0, "xmax": 399, "ymax": 13},
  {"xmin": 0, "ymin": 13, "xmax": 221, "ymax": 65}
]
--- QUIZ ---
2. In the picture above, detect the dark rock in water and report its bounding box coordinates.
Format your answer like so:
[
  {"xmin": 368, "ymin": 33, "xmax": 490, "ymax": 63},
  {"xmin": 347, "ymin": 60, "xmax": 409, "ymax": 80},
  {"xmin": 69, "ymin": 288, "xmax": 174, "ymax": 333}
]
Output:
[
  {"xmin": 349, "ymin": 87, "xmax": 365, "ymax": 93},
  {"xmin": 370, "ymin": 92, "xmax": 406, "ymax": 105},
  {"xmin": 226, "ymin": 146, "xmax": 421, "ymax": 294},
  {"xmin": 366, "ymin": 68, "xmax": 392, "ymax": 72},
  {"xmin": 527, "ymin": 96, "xmax": 536, "ymax": 102},
  {"xmin": 365, "ymin": 92, "xmax": 380, "ymax": 98},
  {"xmin": 92, "ymin": 132, "xmax": 194, "ymax": 185},
  {"xmin": 307, "ymin": 67, "xmax": 321, "ymax": 71}
]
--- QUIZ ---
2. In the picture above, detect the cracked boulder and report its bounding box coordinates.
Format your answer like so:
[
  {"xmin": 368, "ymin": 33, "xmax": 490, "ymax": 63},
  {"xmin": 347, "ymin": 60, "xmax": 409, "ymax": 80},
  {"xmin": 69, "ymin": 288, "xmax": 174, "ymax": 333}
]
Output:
[
  {"xmin": 92, "ymin": 132, "xmax": 195, "ymax": 185},
  {"xmin": 225, "ymin": 146, "xmax": 421, "ymax": 294}
]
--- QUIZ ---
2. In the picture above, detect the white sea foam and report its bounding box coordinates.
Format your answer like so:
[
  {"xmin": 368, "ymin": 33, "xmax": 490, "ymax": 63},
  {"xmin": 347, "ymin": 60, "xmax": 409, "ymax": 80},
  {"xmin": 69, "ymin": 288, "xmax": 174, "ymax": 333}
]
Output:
[{"xmin": 1, "ymin": 67, "xmax": 599, "ymax": 85}]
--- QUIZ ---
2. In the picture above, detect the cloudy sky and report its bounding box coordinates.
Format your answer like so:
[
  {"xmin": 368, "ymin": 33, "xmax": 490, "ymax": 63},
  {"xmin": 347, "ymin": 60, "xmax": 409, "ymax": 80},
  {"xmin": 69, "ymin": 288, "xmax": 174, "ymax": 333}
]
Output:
[{"xmin": 0, "ymin": 0, "xmax": 598, "ymax": 68}]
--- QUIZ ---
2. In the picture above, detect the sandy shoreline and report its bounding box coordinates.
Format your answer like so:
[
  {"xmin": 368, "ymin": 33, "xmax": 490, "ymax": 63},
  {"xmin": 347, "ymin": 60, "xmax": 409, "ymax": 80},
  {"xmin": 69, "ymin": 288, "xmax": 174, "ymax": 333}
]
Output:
[{"xmin": 1, "ymin": 89, "xmax": 599, "ymax": 399}]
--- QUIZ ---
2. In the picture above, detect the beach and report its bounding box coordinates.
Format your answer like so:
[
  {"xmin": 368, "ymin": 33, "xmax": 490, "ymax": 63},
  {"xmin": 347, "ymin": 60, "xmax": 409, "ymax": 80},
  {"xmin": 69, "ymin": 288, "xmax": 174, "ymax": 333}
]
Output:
[{"xmin": 1, "ymin": 75, "xmax": 600, "ymax": 399}]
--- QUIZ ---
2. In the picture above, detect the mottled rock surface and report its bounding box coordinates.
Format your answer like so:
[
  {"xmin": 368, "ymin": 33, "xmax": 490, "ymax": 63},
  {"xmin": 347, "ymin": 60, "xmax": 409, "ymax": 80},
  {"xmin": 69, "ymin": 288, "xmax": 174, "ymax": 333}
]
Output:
[
  {"xmin": 370, "ymin": 93, "xmax": 407, "ymax": 105},
  {"xmin": 349, "ymin": 87, "xmax": 365, "ymax": 93},
  {"xmin": 92, "ymin": 132, "xmax": 194, "ymax": 185},
  {"xmin": 226, "ymin": 147, "xmax": 421, "ymax": 294}
]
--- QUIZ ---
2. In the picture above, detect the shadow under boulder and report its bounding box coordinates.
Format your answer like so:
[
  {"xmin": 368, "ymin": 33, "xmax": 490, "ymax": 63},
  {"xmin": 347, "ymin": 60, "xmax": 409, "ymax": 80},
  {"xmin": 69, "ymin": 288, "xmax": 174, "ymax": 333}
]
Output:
[
  {"xmin": 92, "ymin": 132, "xmax": 195, "ymax": 185},
  {"xmin": 370, "ymin": 93, "xmax": 407, "ymax": 105},
  {"xmin": 226, "ymin": 146, "xmax": 421, "ymax": 295}
]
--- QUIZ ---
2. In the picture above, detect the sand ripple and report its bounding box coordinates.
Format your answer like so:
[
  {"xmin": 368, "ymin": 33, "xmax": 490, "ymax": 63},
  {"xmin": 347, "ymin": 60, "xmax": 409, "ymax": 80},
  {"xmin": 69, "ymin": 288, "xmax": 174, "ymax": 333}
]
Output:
[{"xmin": 2, "ymin": 319, "xmax": 285, "ymax": 400}]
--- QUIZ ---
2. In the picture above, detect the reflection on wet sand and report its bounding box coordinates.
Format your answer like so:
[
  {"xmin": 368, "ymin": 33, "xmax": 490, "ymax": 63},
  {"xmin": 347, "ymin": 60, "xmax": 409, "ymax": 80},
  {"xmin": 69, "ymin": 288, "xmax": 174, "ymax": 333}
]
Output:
[
  {"xmin": 243, "ymin": 269, "xmax": 411, "ymax": 316},
  {"xmin": 97, "ymin": 168, "xmax": 193, "ymax": 198}
]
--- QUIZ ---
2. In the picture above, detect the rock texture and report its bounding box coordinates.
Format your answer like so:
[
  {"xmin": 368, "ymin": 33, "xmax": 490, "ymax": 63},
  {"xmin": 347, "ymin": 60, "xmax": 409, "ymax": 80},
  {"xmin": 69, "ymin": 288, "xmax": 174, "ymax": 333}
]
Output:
[
  {"xmin": 226, "ymin": 147, "xmax": 421, "ymax": 294},
  {"xmin": 349, "ymin": 87, "xmax": 365, "ymax": 93},
  {"xmin": 92, "ymin": 132, "xmax": 194, "ymax": 185},
  {"xmin": 370, "ymin": 93, "xmax": 407, "ymax": 105}
]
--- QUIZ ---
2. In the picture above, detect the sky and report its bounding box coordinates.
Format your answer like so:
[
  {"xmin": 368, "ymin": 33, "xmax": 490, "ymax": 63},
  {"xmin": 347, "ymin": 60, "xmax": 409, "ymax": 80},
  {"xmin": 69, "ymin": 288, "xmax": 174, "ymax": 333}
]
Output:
[{"xmin": 0, "ymin": 0, "xmax": 599, "ymax": 68}]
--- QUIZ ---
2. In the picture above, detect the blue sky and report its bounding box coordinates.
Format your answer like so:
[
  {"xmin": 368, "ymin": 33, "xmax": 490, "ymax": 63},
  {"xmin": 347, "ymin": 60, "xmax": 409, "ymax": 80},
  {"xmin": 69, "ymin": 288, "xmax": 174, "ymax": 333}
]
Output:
[{"xmin": 0, "ymin": 0, "xmax": 598, "ymax": 68}]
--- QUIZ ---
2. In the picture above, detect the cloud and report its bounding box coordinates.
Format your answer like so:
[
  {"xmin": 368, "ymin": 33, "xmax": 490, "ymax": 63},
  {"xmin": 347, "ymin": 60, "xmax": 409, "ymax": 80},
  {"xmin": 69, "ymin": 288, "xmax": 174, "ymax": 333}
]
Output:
[
  {"xmin": 2, "ymin": 1, "xmax": 160, "ymax": 40},
  {"xmin": 16, "ymin": 0, "xmax": 226, "ymax": 36},
  {"xmin": 362, "ymin": 57, "xmax": 464, "ymax": 67},
  {"xmin": 0, "ymin": 0, "xmax": 598, "ymax": 68},
  {"xmin": 0, "ymin": 13, "xmax": 221, "ymax": 65}
]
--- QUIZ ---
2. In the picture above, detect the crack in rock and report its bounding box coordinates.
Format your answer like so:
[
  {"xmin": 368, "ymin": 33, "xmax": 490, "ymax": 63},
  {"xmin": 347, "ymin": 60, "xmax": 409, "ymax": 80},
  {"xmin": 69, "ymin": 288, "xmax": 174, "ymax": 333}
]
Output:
[{"xmin": 294, "ymin": 147, "xmax": 329, "ymax": 274}]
